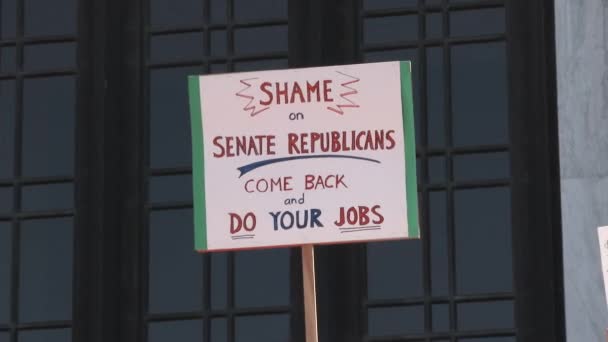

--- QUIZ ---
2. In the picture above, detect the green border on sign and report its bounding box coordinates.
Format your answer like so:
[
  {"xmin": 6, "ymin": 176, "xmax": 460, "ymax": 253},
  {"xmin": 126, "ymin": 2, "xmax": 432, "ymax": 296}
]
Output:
[
  {"xmin": 400, "ymin": 61, "xmax": 421, "ymax": 238},
  {"xmin": 188, "ymin": 76, "xmax": 208, "ymax": 251}
]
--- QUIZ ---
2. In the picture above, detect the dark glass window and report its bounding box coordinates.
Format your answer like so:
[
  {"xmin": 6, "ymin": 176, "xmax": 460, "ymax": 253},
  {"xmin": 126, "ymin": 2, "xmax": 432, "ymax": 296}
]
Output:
[
  {"xmin": 0, "ymin": 0, "xmax": 77, "ymax": 340},
  {"xmin": 143, "ymin": 1, "xmax": 293, "ymax": 341},
  {"xmin": 361, "ymin": 1, "xmax": 513, "ymax": 340}
]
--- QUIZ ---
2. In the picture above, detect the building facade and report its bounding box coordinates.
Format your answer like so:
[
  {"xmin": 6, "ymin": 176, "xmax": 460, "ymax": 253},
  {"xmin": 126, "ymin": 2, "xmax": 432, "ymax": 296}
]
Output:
[{"xmin": 0, "ymin": 0, "xmax": 605, "ymax": 341}]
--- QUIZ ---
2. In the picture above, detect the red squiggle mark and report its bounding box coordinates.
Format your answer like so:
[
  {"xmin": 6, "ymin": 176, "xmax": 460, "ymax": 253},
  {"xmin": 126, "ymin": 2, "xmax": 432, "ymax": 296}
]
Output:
[
  {"xmin": 235, "ymin": 78, "xmax": 270, "ymax": 116},
  {"xmin": 327, "ymin": 71, "xmax": 360, "ymax": 115}
]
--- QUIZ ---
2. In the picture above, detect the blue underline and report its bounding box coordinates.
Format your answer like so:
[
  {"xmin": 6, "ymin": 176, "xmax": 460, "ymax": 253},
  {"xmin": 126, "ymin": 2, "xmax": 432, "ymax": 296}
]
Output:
[{"xmin": 237, "ymin": 154, "xmax": 381, "ymax": 177}]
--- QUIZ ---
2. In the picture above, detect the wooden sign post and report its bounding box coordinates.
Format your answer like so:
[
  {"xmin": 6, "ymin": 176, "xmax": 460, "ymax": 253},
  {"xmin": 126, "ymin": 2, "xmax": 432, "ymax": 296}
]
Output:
[
  {"xmin": 302, "ymin": 245, "xmax": 318, "ymax": 342},
  {"xmin": 187, "ymin": 61, "xmax": 420, "ymax": 340}
]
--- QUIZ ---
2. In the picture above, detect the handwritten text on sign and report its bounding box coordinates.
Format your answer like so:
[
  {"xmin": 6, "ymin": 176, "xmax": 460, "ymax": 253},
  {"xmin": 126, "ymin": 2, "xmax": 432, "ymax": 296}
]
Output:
[{"xmin": 188, "ymin": 61, "xmax": 419, "ymax": 252}]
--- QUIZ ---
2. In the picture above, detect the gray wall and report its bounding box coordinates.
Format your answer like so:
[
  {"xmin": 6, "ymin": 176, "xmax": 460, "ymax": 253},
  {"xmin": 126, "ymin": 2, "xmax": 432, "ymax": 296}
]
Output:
[{"xmin": 555, "ymin": 0, "xmax": 608, "ymax": 341}]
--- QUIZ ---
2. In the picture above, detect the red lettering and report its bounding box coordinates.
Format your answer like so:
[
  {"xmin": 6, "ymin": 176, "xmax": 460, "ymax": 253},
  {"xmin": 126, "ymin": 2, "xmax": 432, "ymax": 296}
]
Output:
[
  {"xmin": 385, "ymin": 130, "xmax": 396, "ymax": 149},
  {"xmin": 304, "ymin": 175, "xmax": 314, "ymax": 190},
  {"xmin": 288, "ymin": 133, "xmax": 300, "ymax": 154},
  {"xmin": 276, "ymin": 82, "xmax": 288, "ymax": 104},
  {"xmin": 371, "ymin": 205, "xmax": 384, "ymax": 224},
  {"xmin": 323, "ymin": 80, "xmax": 333, "ymax": 102},
  {"xmin": 213, "ymin": 136, "xmax": 225, "ymax": 157},
  {"xmin": 306, "ymin": 81, "xmax": 320, "ymax": 102},
  {"xmin": 290, "ymin": 82, "xmax": 305, "ymax": 104},
  {"xmin": 259, "ymin": 82, "xmax": 273, "ymax": 106}
]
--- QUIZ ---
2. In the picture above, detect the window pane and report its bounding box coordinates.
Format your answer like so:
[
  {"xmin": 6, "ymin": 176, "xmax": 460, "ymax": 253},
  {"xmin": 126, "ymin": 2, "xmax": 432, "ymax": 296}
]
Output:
[
  {"xmin": 457, "ymin": 300, "xmax": 514, "ymax": 331},
  {"xmin": 451, "ymin": 42, "xmax": 508, "ymax": 147},
  {"xmin": 18, "ymin": 329, "xmax": 71, "ymax": 342},
  {"xmin": 367, "ymin": 240, "xmax": 423, "ymax": 299},
  {"xmin": 22, "ymin": 76, "xmax": 75, "ymax": 177},
  {"xmin": 210, "ymin": 0, "xmax": 226, "ymax": 24},
  {"xmin": 150, "ymin": 67, "xmax": 200, "ymax": 169},
  {"xmin": 428, "ymin": 156, "xmax": 446, "ymax": 183},
  {"xmin": 24, "ymin": 0, "xmax": 76, "ymax": 36},
  {"xmin": 453, "ymin": 152, "xmax": 510, "ymax": 181},
  {"xmin": 0, "ymin": 47, "xmax": 16, "ymax": 73},
  {"xmin": 21, "ymin": 183, "xmax": 73, "ymax": 212},
  {"xmin": 148, "ymin": 320, "xmax": 202, "ymax": 342},
  {"xmin": 234, "ymin": 26, "xmax": 287, "ymax": 55},
  {"xmin": 455, "ymin": 188, "xmax": 512, "ymax": 294},
  {"xmin": 19, "ymin": 218, "xmax": 73, "ymax": 322},
  {"xmin": 211, "ymin": 318, "xmax": 227, "ymax": 342},
  {"xmin": 426, "ymin": 12, "xmax": 442, "ymax": 39},
  {"xmin": 0, "ymin": 187, "xmax": 11, "ymax": 214},
  {"xmin": 234, "ymin": 0, "xmax": 286, "ymax": 21},
  {"xmin": 364, "ymin": 16, "xmax": 418, "ymax": 45},
  {"xmin": 0, "ymin": 332, "xmax": 8, "ymax": 342},
  {"xmin": 427, "ymin": 47, "xmax": 445, "ymax": 147},
  {"xmin": 0, "ymin": 80, "xmax": 15, "ymax": 178},
  {"xmin": 210, "ymin": 252, "xmax": 227, "ymax": 310},
  {"xmin": 149, "ymin": 175, "xmax": 192, "ymax": 204},
  {"xmin": 430, "ymin": 191, "xmax": 448, "ymax": 295},
  {"xmin": 432, "ymin": 303, "xmax": 450, "ymax": 332},
  {"xmin": 235, "ymin": 249, "xmax": 289, "ymax": 308},
  {"xmin": 450, "ymin": 8, "xmax": 505, "ymax": 37},
  {"xmin": 24, "ymin": 43, "xmax": 76, "ymax": 71},
  {"xmin": 1, "ymin": 0, "xmax": 17, "ymax": 39},
  {"xmin": 210, "ymin": 30, "xmax": 228, "ymax": 57},
  {"xmin": 368, "ymin": 306, "xmax": 425, "ymax": 336},
  {"xmin": 150, "ymin": 0, "xmax": 203, "ymax": 30},
  {"xmin": 150, "ymin": 33, "xmax": 204, "ymax": 64},
  {"xmin": 149, "ymin": 209, "xmax": 202, "ymax": 313},
  {"xmin": 235, "ymin": 314, "xmax": 290, "ymax": 342},
  {"xmin": 0, "ymin": 223, "xmax": 10, "ymax": 323},
  {"xmin": 233, "ymin": 59, "xmax": 287, "ymax": 72}
]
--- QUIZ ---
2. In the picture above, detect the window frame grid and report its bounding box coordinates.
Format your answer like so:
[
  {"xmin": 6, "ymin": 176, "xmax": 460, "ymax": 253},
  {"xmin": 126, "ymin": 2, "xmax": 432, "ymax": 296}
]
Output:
[
  {"xmin": 0, "ymin": 0, "xmax": 79, "ymax": 339},
  {"xmin": 140, "ymin": 1, "xmax": 296, "ymax": 342},
  {"xmin": 358, "ymin": 0, "xmax": 515, "ymax": 341}
]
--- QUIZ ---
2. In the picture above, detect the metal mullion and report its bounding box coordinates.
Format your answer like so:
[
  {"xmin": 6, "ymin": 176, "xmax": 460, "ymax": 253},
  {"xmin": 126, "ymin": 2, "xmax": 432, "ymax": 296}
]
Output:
[
  {"xmin": 364, "ymin": 7, "xmax": 419, "ymax": 18},
  {"xmin": 0, "ymin": 211, "xmax": 74, "ymax": 222},
  {"xmin": 149, "ymin": 166, "xmax": 192, "ymax": 176},
  {"xmin": 9, "ymin": 0, "xmax": 25, "ymax": 339},
  {"xmin": 415, "ymin": 0, "xmax": 432, "ymax": 340},
  {"xmin": 0, "ymin": 70, "xmax": 77, "ymax": 80},
  {"xmin": 145, "ymin": 51, "xmax": 288, "ymax": 69},
  {"xmin": 146, "ymin": 201, "xmax": 193, "ymax": 211},
  {"xmin": 142, "ymin": 0, "xmax": 152, "ymax": 339},
  {"xmin": 149, "ymin": 27, "xmax": 205, "ymax": 36},
  {"xmin": 364, "ymin": 291, "xmax": 514, "ymax": 308},
  {"xmin": 361, "ymin": 0, "xmax": 504, "ymax": 18},
  {"xmin": 210, "ymin": 19, "xmax": 288, "ymax": 29},
  {"xmin": 147, "ymin": 19, "xmax": 289, "ymax": 36},
  {"xmin": 362, "ymin": 33, "xmax": 505, "ymax": 52},
  {"xmin": 364, "ymin": 329, "xmax": 515, "ymax": 342},
  {"xmin": 447, "ymin": 1, "xmax": 504, "ymax": 12},
  {"xmin": 227, "ymin": 250, "xmax": 235, "ymax": 342},
  {"xmin": 226, "ymin": 0, "xmax": 236, "ymax": 341},
  {"xmin": 425, "ymin": 144, "xmax": 510, "ymax": 156},
  {"xmin": 0, "ymin": 175, "xmax": 73, "ymax": 186},
  {"xmin": 15, "ymin": 320, "xmax": 72, "ymax": 330},
  {"xmin": 426, "ymin": 179, "xmax": 511, "ymax": 191},
  {"xmin": 146, "ymin": 305, "xmax": 291, "ymax": 323},
  {"xmin": 0, "ymin": 35, "xmax": 76, "ymax": 46},
  {"xmin": 202, "ymin": 2, "xmax": 211, "ymax": 341},
  {"xmin": 439, "ymin": 1, "xmax": 458, "ymax": 341}
]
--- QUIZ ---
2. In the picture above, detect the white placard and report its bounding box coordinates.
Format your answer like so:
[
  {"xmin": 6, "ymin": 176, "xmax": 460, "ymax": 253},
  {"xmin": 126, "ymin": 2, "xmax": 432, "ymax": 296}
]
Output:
[{"xmin": 188, "ymin": 61, "xmax": 420, "ymax": 252}]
